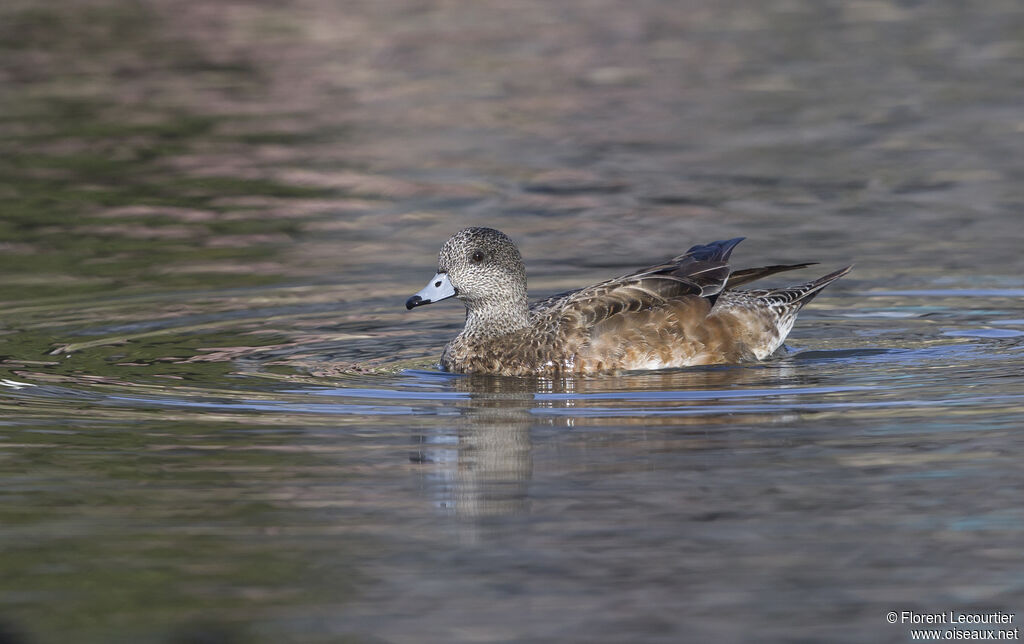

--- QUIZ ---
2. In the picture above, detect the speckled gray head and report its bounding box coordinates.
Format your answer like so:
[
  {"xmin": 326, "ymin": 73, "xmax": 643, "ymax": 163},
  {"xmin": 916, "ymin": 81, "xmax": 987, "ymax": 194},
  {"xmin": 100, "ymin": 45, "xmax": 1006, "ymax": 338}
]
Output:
[{"xmin": 406, "ymin": 227, "xmax": 527, "ymax": 311}]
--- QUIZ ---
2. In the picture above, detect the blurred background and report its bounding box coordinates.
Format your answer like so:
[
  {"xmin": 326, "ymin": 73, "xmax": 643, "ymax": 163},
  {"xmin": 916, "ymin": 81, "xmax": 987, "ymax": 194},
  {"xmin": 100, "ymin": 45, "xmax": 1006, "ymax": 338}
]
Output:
[
  {"xmin": 3, "ymin": 0, "xmax": 1021, "ymax": 301},
  {"xmin": 1, "ymin": 1, "xmax": 1022, "ymax": 642}
]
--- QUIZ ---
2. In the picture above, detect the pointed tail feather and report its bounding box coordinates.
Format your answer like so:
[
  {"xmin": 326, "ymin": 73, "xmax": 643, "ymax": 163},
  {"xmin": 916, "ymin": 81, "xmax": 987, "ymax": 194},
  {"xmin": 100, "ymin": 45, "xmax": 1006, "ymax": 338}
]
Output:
[{"xmin": 761, "ymin": 265, "xmax": 853, "ymax": 308}]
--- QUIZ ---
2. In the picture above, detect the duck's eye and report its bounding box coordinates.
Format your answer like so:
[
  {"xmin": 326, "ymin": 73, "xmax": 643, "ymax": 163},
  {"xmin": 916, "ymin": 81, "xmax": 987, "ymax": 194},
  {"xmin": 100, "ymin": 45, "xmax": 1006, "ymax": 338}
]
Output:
[{"xmin": 471, "ymin": 251, "xmax": 485, "ymax": 263}]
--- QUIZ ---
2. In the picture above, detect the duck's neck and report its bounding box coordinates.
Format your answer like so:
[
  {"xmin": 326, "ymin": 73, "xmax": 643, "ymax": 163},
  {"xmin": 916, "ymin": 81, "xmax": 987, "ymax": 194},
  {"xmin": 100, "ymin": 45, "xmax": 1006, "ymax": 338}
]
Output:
[{"xmin": 461, "ymin": 297, "xmax": 530, "ymax": 340}]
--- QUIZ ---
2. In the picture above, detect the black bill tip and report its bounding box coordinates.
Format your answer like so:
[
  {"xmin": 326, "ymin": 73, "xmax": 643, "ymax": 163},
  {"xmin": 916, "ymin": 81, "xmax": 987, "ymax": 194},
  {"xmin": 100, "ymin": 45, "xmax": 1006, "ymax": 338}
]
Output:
[{"xmin": 406, "ymin": 295, "xmax": 426, "ymax": 310}]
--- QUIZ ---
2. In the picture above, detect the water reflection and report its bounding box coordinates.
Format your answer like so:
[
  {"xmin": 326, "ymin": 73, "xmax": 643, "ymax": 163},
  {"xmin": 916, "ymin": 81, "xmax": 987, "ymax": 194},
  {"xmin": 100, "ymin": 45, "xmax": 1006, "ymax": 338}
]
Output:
[
  {"xmin": 413, "ymin": 377, "xmax": 536, "ymax": 519},
  {"xmin": 410, "ymin": 364, "xmax": 817, "ymax": 520}
]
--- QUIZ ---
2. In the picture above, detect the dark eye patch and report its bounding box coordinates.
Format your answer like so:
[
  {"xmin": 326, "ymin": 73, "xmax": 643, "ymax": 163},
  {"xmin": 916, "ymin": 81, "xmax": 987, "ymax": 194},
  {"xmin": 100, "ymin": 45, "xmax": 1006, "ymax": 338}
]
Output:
[{"xmin": 471, "ymin": 251, "xmax": 485, "ymax": 263}]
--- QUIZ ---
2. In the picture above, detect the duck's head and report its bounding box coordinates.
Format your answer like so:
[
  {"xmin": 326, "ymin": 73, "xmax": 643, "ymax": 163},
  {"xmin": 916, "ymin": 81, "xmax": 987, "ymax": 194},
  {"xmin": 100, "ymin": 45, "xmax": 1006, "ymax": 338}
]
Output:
[{"xmin": 406, "ymin": 227, "xmax": 527, "ymax": 312}]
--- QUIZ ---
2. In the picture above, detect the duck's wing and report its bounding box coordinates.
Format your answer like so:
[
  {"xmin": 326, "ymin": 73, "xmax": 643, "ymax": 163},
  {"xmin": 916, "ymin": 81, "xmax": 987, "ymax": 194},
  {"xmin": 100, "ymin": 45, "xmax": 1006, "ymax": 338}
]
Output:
[
  {"xmin": 533, "ymin": 238, "xmax": 745, "ymax": 326},
  {"xmin": 724, "ymin": 263, "xmax": 817, "ymax": 289}
]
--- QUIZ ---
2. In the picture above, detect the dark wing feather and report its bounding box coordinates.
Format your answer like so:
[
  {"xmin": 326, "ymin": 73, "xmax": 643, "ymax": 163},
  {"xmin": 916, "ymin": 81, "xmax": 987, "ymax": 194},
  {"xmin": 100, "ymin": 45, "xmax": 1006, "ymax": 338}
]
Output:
[
  {"xmin": 725, "ymin": 263, "xmax": 817, "ymax": 289},
  {"xmin": 533, "ymin": 238, "xmax": 745, "ymax": 326}
]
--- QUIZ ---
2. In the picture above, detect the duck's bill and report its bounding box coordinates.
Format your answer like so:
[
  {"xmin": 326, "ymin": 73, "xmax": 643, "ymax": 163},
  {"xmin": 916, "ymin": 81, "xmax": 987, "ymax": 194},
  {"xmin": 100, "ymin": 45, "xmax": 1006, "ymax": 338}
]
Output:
[{"xmin": 406, "ymin": 272, "xmax": 456, "ymax": 310}]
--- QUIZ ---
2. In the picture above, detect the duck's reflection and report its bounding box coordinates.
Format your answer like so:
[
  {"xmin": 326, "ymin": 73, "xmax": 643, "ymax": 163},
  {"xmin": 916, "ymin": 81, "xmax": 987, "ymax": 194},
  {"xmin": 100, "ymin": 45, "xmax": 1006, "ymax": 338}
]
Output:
[
  {"xmin": 411, "ymin": 361, "xmax": 811, "ymax": 519},
  {"xmin": 412, "ymin": 376, "xmax": 537, "ymax": 519}
]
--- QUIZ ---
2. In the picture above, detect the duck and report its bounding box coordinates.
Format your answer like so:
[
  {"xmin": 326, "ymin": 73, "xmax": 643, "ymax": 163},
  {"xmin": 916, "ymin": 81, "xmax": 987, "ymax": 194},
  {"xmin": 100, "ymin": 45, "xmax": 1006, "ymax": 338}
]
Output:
[{"xmin": 406, "ymin": 227, "xmax": 851, "ymax": 376}]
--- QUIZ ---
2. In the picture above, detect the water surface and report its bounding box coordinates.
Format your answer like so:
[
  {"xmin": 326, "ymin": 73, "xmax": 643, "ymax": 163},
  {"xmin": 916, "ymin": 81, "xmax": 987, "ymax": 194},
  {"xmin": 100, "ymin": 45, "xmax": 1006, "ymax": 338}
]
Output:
[{"xmin": 1, "ymin": 1, "xmax": 1023, "ymax": 642}]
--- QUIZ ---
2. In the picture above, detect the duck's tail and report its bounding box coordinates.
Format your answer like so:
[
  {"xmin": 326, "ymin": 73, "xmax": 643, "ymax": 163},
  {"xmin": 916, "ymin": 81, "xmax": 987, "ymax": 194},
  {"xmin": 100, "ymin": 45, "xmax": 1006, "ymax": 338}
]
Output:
[{"xmin": 759, "ymin": 265, "xmax": 853, "ymax": 310}]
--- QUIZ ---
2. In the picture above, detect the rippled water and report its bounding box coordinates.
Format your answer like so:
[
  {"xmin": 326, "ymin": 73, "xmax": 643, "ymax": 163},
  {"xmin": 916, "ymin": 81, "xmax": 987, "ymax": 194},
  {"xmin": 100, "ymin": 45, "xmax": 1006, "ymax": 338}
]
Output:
[{"xmin": 2, "ymin": 1, "xmax": 1023, "ymax": 642}]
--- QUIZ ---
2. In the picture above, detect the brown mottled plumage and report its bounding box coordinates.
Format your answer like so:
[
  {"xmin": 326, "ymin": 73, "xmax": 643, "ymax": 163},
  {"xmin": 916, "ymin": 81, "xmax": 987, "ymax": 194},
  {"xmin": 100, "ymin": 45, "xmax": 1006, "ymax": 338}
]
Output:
[{"xmin": 406, "ymin": 227, "xmax": 851, "ymax": 376}]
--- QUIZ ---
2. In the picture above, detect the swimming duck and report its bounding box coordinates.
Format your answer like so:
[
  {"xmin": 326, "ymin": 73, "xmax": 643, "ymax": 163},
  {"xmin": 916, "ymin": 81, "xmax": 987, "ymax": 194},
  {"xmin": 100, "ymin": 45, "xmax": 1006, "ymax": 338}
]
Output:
[{"xmin": 406, "ymin": 227, "xmax": 850, "ymax": 376}]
